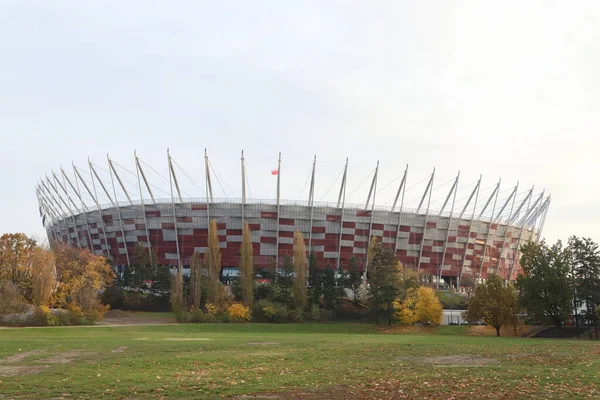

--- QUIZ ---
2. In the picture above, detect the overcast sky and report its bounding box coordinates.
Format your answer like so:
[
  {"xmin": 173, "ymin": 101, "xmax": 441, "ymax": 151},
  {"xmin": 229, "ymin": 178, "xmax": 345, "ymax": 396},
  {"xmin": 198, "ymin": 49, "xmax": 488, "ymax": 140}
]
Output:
[{"xmin": 1, "ymin": 1, "xmax": 599, "ymax": 244}]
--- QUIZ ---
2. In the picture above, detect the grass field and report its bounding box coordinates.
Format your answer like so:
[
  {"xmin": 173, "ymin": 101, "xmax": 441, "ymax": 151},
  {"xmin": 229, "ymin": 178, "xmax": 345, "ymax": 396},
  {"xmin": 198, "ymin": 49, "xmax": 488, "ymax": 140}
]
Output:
[{"xmin": 0, "ymin": 323, "xmax": 598, "ymax": 399}]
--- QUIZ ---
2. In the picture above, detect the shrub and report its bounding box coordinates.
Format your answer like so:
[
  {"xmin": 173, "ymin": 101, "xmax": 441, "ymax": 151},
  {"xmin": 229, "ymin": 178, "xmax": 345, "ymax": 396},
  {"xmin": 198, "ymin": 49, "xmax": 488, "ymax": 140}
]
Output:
[
  {"xmin": 101, "ymin": 286, "xmax": 126, "ymax": 310},
  {"xmin": 0, "ymin": 281, "xmax": 26, "ymax": 316},
  {"xmin": 251, "ymin": 300, "xmax": 288, "ymax": 323},
  {"xmin": 205, "ymin": 303, "xmax": 218, "ymax": 316},
  {"xmin": 309, "ymin": 304, "xmax": 321, "ymax": 321},
  {"xmin": 227, "ymin": 303, "xmax": 251, "ymax": 322}
]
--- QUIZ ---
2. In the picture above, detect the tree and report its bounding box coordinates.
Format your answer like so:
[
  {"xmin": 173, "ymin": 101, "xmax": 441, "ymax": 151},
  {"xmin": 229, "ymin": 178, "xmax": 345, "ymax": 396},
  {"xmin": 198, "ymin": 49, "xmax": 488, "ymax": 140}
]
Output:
[
  {"xmin": 308, "ymin": 252, "xmax": 323, "ymax": 307},
  {"xmin": 464, "ymin": 274, "xmax": 518, "ymax": 336},
  {"xmin": 274, "ymin": 254, "xmax": 294, "ymax": 308},
  {"xmin": 52, "ymin": 244, "xmax": 114, "ymax": 313},
  {"xmin": 346, "ymin": 256, "xmax": 362, "ymax": 303},
  {"xmin": 239, "ymin": 222, "xmax": 254, "ymax": 307},
  {"xmin": 170, "ymin": 266, "xmax": 185, "ymax": 314},
  {"xmin": 460, "ymin": 274, "xmax": 476, "ymax": 299},
  {"xmin": 126, "ymin": 243, "xmax": 154, "ymax": 302},
  {"xmin": 368, "ymin": 238, "xmax": 403, "ymax": 325},
  {"xmin": 322, "ymin": 265, "xmax": 341, "ymax": 310},
  {"xmin": 0, "ymin": 233, "xmax": 40, "ymax": 302},
  {"xmin": 568, "ymin": 236, "xmax": 600, "ymax": 339},
  {"xmin": 293, "ymin": 230, "xmax": 308, "ymax": 313},
  {"xmin": 395, "ymin": 287, "xmax": 443, "ymax": 325},
  {"xmin": 517, "ymin": 241, "xmax": 573, "ymax": 336},
  {"xmin": 30, "ymin": 247, "xmax": 55, "ymax": 307},
  {"xmin": 189, "ymin": 252, "xmax": 202, "ymax": 311},
  {"xmin": 205, "ymin": 219, "xmax": 222, "ymax": 306}
]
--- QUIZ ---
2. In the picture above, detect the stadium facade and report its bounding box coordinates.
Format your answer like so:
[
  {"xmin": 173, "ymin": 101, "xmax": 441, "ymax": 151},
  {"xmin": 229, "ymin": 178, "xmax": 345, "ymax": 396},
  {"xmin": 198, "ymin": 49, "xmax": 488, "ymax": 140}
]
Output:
[{"xmin": 35, "ymin": 150, "xmax": 550, "ymax": 284}]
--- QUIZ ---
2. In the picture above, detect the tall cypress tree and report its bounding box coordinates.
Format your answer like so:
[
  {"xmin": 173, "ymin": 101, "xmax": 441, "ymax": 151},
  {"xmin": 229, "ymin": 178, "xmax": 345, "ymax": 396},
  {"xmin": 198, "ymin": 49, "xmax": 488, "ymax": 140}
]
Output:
[
  {"xmin": 205, "ymin": 219, "xmax": 222, "ymax": 306},
  {"xmin": 240, "ymin": 222, "xmax": 254, "ymax": 307},
  {"xmin": 190, "ymin": 252, "xmax": 202, "ymax": 311},
  {"xmin": 293, "ymin": 230, "xmax": 308, "ymax": 313}
]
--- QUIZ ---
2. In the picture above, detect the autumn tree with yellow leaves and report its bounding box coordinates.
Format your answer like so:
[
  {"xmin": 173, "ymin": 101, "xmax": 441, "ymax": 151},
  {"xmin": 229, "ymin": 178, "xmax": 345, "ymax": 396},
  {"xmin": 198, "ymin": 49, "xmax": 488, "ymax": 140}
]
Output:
[
  {"xmin": 293, "ymin": 230, "xmax": 308, "ymax": 314},
  {"xmin": 239, "ymin": 222, "xmax": 254, "ymax": 307},
  {"xmin": 395, "ymin": 286, "xmax": 443, "ymax": 326},
  {"xmin": 205, "ymin": 219, "xmax": 222, "ymax": 306}
]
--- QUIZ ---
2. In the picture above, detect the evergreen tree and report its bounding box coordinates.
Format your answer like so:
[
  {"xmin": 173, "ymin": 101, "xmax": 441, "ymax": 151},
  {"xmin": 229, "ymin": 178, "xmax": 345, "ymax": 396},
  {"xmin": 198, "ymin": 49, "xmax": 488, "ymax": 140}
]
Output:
[
  {"xmin": 274, "ymin": 254, "xmax": 294, "ymax": 307},
  {"xmin": 205, "ymin": 219, "xmax": 222, "ymax": 306},
  {"xmin": 465, "ymin": 274, "xmax": 518, "ymax": 336},
  {"xmin": 346, "ymin": 256, "xmax": 362, "ymax": 303},
  {"xmin": 189, "ymin": 252, "xmax": 202, "ymax": 311},
  {"xmin": 293, "ymin": 230, "xmax": 308, "ymax": 313},
  {"xmin": 127, "ymin": 243, "xmax": 153, "ymax": 301},
  {"xmin": 368, "ymin": 238, "xmax": 402, "ymax": 325},
  {"xmin": 568, "ymin": 236, "xmax": 600, "ymax": 339},
  {"xmin": 239, "ymin": 222, "xmax": 254, "ymax": 307},
  {"xmin": 170, "ymin": 266, "xmax": 185, "ymax": 314},
  {"xmin": 308, "ymin": 252, "xmax": 323, "ymax": 307},
  {"xmin": 517, "ymin": 240, "xmax": 573, "ymax": 336}
]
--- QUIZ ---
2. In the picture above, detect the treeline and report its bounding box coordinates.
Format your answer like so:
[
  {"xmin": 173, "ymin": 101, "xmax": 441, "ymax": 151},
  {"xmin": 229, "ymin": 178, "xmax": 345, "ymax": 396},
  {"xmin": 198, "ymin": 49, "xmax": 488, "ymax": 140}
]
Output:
[
  {"xmin": 0, "ymin": 233, "xmax": 114, "ymax": 326},
  {"xmin": 465, "ymin": 236, "xmax": 600, "ymax": 337},
  {"xmin": 168, "ymin": 222, "xmax": 444, "ymax": 325}
]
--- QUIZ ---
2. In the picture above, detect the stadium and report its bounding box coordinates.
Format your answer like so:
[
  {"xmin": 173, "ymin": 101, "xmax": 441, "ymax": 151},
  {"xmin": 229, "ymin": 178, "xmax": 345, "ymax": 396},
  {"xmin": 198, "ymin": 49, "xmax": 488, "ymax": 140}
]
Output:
[{"xmin": 35, "ymin": 150, "xmax": 550, "ymax": 286}]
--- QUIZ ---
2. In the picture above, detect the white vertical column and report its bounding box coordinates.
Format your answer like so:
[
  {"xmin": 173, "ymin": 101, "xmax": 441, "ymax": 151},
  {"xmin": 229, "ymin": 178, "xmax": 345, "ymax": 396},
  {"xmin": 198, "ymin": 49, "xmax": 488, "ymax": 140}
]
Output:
[
  {"xmin": 336, "ymin": 158, "xmax": 348, "ymax": 270},
  {"xmin": 458, "ymin": 175, "xmax": 482, "ymax": 284},
  {"xmin": 363, "ymin": 161, "xmax": 379, "ymax": 281},
  {"xmin": 204, "ymin": 149, "xmax": 213, "ymax": 230},
  {"xmin": 417, "ymin": 168, "xmax": 435, "ymax": 271},
  {"xmin": 438, "ymin": 172, "xmax": 460, "ymax": 287},
  {"xmin": 496, "ymin": 183, "xmax": 519, "ymax": 279},
  {"xmin": 52, "ymin": 171, "xmax": 82, "ymax": 249},
  {"xmin": 74, "ymin": 164, "xmax": 110, "ymax": 259},
  {"xmin": 241, "ymin": 150, "xmax": 246, "ymax": 226},
  {"xmin": 393, "ymin": 166, "xmax": 408, "ymax": 255},
  {"xmin": 508, "ymin": 189, "xmax": 534, "ymax": 281},
  {"xmin": 476, "ymin": 179, "xmax": 501, "ymax": 283},
  {"xmin": 105, "ymin": 156, "xmax": 131, "ymax": 266},
  {"xmin": 135, "ymin": 151, "xmax": 153, "ymax": 261},
  {"xmin": 275, "ymin": 152, "xmax": 282, "ymax": 266},
  {"xmin": 307, "ymin": 155, "xmax": 316, "ymax": 252},
  {"xmin": 167, "ymin": 150, "xmax": 182, "ymax": 268}
]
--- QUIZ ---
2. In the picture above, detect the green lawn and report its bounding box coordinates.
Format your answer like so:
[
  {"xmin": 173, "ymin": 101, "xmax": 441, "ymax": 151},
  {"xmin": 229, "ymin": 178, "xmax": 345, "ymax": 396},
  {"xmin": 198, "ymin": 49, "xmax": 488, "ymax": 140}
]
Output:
[{"xmin": 0, "ymin": 323, "xmax": 598, "ymax": 399}]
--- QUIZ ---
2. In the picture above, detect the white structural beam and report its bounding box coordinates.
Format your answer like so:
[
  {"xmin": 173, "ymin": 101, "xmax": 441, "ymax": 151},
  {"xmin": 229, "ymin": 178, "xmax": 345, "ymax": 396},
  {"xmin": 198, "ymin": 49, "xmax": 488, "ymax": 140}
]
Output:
[
  {"xmin": 241, "ymin": 150, "xmax": 246, "ymax": 225},
  {"xmin": 63, "ymin": 167, "xmax": 93, "ymax": 252},
  {"xmin": 416, "ymin": 171, "xmax": 434, "ymax": 214},
  {"xmin": 507, "ymin": 190, "xmax": 534, "ymax": 281},
  {"xmin": 308, "ymin": 155, "xmax": 316, "ymax": 252},
  {"xmin": 74, "ymin": 164, "xmax": 109, "ymax": 258},
  {"xmin": 508, "ymin": 187, "xmax": 534, "ymax": 223},
  {"xmin": 417, "ymin": 168, "xmax": 435, "ymax": 271},
  {"xmin": 458, "ymin": 175, "xmax": 482, "ymax": 284},
  {"xmin": 437, "ymin": 172, "xmax": 460, "ymax": 286},
  {"xmin": 135, "ymin": 154, "xmax": 156, "ymax": 203},
  {"xmin": 496, "ymin": 183, "xmax": 519, "ymax": 278},
  {"xmin": 204, "ymin": 149, "xmax": 212, "ymax": 231},
  {"xmin": 106, "ymin": 157, "xmax": 131, "ymax": 266},
  {"xmin": 476, "ymin": 178, "xmax": 501, "ymax": 282},
  {"xmin": 391, "ymin": 165, "xmax": 408, "ymax": 213},
  {"xmin": 44, "ymin": 175, "xmax": 73, "ymax": 247},
  {"xmin": 518, "ymin": 190, "xmax": 544, "ymax": 227},
  {"xmin": 275, "ymin": 152, "xmax": 282, "ymax": 266},
  {"xmin": 53, "ymin": 171, "xmax": 81, "ymax": 249},
  {"xmin": 336, "ymin": 158, "xmax": 348, "ymax": 270},
  {"xmin": 168, "ymin": 151, "xmax": 181, "ymax": 268},
  {"xmin": 439, "ymin": 172, "xmax": 459, "ymax": 216},
  {"xmin": 393, "ymin": 166, "xmax": 409, "ymax": 254},
  {"xmin": 167, "ymin": 149, "xmax": 183, "ymax": 203},
  {"xmin": 363, "ymin": 161, "xmax": 379, "ymax": 281},
  {"xmin": 536, "ymin": 196, "xmax": 551, "ymax": 242},
  {"xmin": 458, "ymin": 179, "xmax": 481, "ymax": 219},
  {"xmin": 108, "ymin": 156, "xmax": 133, "ymax": 205},
  {"xmin": 135, "ymin": 151, "xmax": 153, "ymax": 262},
  {"xmin": 477, "ymin": 179, "xmax": 501, "ymax": 219},
  {"xmin": 494, "ymin": 184, "xmax": 518, "ymax": 221}
]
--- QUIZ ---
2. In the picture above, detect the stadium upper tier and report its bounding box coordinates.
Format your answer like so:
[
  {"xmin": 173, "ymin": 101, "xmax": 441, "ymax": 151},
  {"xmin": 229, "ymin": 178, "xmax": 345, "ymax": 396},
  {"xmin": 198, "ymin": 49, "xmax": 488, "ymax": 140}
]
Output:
[{"xmin": 36, "ymin": 150, "xmax": 550, "ymax": 283}]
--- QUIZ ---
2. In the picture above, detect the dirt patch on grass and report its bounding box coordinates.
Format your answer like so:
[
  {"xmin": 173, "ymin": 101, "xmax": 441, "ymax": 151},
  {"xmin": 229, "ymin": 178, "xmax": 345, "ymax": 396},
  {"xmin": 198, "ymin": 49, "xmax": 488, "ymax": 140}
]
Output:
[
  {"xmin": 36, "ymin": 351, "xmax": 95, "ymax": 364},
  {"xmin": 246, "ymin": 342, "xmax": 281, "ymax": 346},
  {"xmin": 0, "ymin": 349, "xmax": 45, "ymax": 363},
  {"xmin": 422, "ymin": 354, "xmax": 499, "ymax": 366},
  {"xmin": 163, "ymin": 337, "xmax": 211, "ymax": 341},
  {"xmin": 111, "ymin": 346, "xmax": 128, "ymax": 353},
  {"xmin": 0, "ymin": 365, "xmax": 47, "ymax": 377}
]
